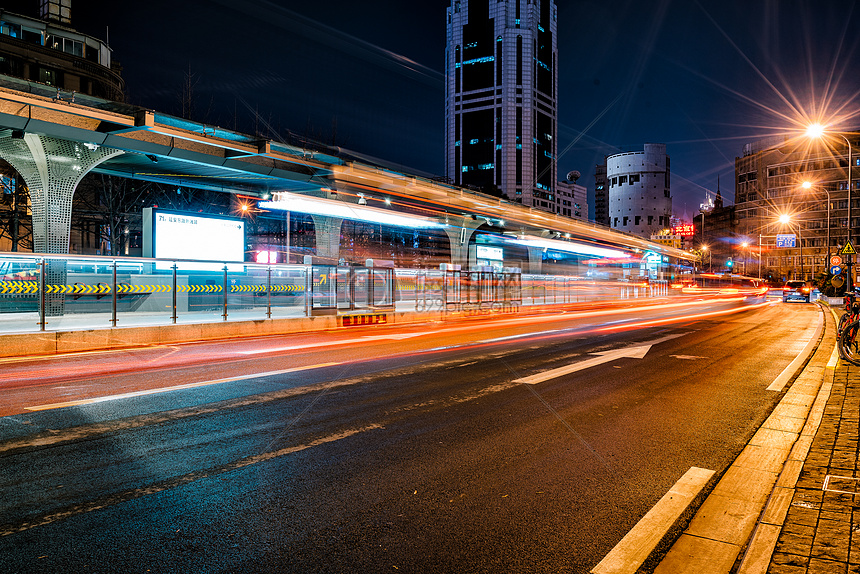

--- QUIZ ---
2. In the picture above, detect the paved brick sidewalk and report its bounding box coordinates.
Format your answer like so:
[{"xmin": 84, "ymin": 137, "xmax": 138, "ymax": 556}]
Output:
[{"xmin": 767, "ymin": 339, "xmax": 860, "ymax": 572}]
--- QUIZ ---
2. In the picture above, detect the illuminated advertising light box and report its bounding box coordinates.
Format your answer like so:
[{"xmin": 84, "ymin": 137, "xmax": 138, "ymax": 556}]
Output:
[
  {"xmin": 143, "ymin": 208, "xmax": 245, "ymax": 270},
  {"xmin": 477, "ymin": 245, "xmax": 504, "ymax": 260},
  {"xmin": 672, "ymin": 223, "xmax": 695, "ymax": 237}
]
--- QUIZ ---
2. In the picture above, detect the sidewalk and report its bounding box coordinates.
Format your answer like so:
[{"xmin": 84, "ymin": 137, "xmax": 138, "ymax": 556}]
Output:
[
  {"xmin": 763, "ymin": 316, "xmax": 860, "ymax": 572},
  {"xmin": 652, "ymin": 302, "xmax": 859, "ymax": 574}
]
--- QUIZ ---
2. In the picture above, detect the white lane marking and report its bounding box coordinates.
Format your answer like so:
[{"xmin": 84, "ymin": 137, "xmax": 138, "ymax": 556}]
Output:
[
  {"xmin": 766, "ymin": 308, "xmax": 823, "ymax": 391},
  {"xmin": 670, "ymin": 355, "xmax": 706, "ymax": 360},
  {"xmin": 827, "ymin": 344, "xmax": 839, "ymax": 369},
  {"xmin": 24, "ymin": 362, "xmax": 342, "ymax": 411},
  {"xmin": 513, "ymin": 332, "xmax": 688, "ymax": 385},
  {"xmin": 827, "ymin": 307, "xmax": 840, "ymax": 369},
  {"xmin": 514, "ymin": 345, "xmax": 652, "ymax": 384},
  {"xmin": 237, "ymin": 333, "xmax": 425, "ymax": 355},
  {"xmin": 591, "ymin": 467, "xmax": 715, "ymax": 574}
]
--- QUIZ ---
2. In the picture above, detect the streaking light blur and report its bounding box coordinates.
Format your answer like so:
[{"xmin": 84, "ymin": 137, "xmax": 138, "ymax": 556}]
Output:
[
  {"xmin": 504, "ymin": 235, "xmax": 631, "ymax": 259},
  {"xmin": 259, "ymin": 192, "xmax": 444, "ymax": 229}
]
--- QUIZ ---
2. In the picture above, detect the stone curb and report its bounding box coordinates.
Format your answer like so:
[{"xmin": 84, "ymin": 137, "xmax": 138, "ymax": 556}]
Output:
[{"xmin": 653, "ymin": 303, "xmax": 833, "ymax": 573}]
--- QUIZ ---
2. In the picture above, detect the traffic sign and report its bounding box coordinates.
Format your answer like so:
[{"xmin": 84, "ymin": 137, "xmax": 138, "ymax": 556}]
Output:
[
  {"xmin": 776, "ymin": 234, "xmax": 796, "ymax": 248},
  {"xmin": 831, "ymin": 255, "xmax": 843, "ymax": 266},
  {"xmin": 842, "ymin": 241, "xmax": 857, "ymax": 255},
  {"xmin": 831, "ymin": 265, "xmax": 843, "ymax": 275}
]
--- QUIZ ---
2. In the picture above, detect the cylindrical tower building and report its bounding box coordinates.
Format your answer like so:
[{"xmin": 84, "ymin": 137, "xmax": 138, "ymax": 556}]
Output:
[{"xmin": 607, "ymin": 143, "xmax": 672, "ymax": 237}]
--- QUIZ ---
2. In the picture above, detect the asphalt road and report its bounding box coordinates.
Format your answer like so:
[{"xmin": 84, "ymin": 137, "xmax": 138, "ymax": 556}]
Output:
[{"xmin": 0, "ymin": 297, "xmax": 821, "ymax": 573}]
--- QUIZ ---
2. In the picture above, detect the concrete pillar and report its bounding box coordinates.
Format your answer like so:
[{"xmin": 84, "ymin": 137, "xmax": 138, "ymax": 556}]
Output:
[
  {"xmin": 0, "ymin": 134, "xmax": 123, "ymax": 253},
  {"xmin": 444, "ymin": 218, "xmax": 484, "ymax": 269},
  {"xmin": 0, "ymin": 135, "xmax": 123, "ymax": 315},
  {"xmin": 310, "ymin": 215, "xmax": 343, "ymax": 259},
  {"xmin": 527, "ymin": 246, "xmax": 544, "ymax": 274}
]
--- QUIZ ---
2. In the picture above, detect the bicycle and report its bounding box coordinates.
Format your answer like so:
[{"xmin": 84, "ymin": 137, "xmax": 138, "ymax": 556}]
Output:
[{"xmin": 837, "ymin": 291, "xmax": 860, "ymax": 364}]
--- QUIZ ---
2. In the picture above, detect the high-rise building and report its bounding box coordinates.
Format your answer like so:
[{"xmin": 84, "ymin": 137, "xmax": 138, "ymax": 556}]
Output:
[
  {"xmin": 556, "ymin": 174, "xmax": 587, "ymax": 221},
  {"xmin": 593, "ymin": 161, "xmax": 608, "ymax": 225},
  {"xmin": 604, "ymin": 143, "xmax": 672, "ymax": 237},
  {"xmin": 735, "ymin": 133, "xmax": 860, "ymax": 282},
  {"xmin": 445, "ymin": 0, "xmax": 558, "ymax": 211}
]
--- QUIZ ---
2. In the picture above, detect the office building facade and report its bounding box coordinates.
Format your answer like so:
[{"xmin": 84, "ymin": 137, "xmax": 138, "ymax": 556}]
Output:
[
  {"xmin": 593, "ymin": 161, "xmax": 609, "ymax": 225},
  {"xmin": 445, "ymin": 0, "xmax": 558, "ymax": 211},
  {"xmin": 556, "ymin": 177, "xmax": 587, "ymax": 221},
  {"xmin": 0, "ymin": 2, "xmax": 124, "ymax": 101},
  {"xmin": 735, "ymin": 133, "xmax": 860, "ymax": 282}
]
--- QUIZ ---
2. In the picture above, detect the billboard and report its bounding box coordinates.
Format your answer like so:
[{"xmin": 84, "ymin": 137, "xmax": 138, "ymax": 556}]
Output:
[
  {"xmin": 672, "ymin": 223, "xmax": 696, "ymax": 237},
  {"xmin": 143, "ymin": 208, "xmax": 245, "ymax": 264}
]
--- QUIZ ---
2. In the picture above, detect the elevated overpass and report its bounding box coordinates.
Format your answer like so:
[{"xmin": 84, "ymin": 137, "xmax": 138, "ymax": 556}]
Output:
[{"xmin": 0, "ymin": 76, "xmax": 694, "ymax": 275}]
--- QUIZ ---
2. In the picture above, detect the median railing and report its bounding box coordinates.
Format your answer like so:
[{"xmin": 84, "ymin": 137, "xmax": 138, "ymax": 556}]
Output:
[{"xmin": 0, "ymin": 253, "xmax": 673, "ymax": 334}]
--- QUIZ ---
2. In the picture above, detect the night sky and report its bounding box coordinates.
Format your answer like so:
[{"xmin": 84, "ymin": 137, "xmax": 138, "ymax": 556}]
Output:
[{"xmin": 6, "ymin": 0, "xmax": 860, "ymax": 221}]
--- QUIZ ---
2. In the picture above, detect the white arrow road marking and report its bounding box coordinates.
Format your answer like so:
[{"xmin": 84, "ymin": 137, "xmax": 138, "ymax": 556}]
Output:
[
  {"xmin": 514, "ymin": 345, "xmax": 652, "ymax": 385},
  {"xmin": 514, "ymin": 332, "xmax": 688, "ymax": 385}
]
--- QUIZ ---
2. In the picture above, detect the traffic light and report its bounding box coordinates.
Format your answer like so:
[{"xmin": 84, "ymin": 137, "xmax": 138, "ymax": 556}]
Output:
[{"xmin": 726, "ymin": 257, "xmax": 733, "ymax": 268}]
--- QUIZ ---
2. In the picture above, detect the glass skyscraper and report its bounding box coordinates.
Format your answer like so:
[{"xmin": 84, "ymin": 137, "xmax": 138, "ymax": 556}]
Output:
[{"xmin": 445, "ymin": 0, "xmax": 558, "ymax": 211}]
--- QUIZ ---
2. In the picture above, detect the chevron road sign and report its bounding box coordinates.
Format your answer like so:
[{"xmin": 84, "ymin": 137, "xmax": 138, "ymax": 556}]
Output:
[
  {"xmin": 1, "ymin": 281, "xmax": 306, "ymax": 296},
  {"xmin": 177, "ymin": 284, "xmax": 222, "ymax": 293},
  {"xmin": 0, "ymin": 280, "xmax": 38, "ymax": 294}
]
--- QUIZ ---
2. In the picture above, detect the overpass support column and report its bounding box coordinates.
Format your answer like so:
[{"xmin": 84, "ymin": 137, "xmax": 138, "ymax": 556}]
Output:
[
  {"xmin": 527, "ymin": 246, "xmax": 544, "ymax": 274},
  {"xmin": 445, "ymin": 218, "xmax": 484, "ymax": 269},
  {"xmin": 0, "ymin": 134, "xmax": 123, "ymax": 253},
  {"xmin": 0, "ymin": 134, "xmax": 123, "ymax": 315},
  {"xmin": 310, "ymin": 215, "xmax": 344, "ymax": 260}
]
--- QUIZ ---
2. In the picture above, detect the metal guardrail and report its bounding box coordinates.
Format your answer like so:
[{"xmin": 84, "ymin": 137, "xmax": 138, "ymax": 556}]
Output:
[{"xmin": 0, "ymin": 252, "xmax": 676, "ymax": 333}]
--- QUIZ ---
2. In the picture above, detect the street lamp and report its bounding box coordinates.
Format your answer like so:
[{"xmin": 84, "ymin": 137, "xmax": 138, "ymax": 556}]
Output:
[
  {"xmin": 779, "ymin": 213, "xmax": 803, "ymax": 280},
  {"xmin": 806, "ymin": 123, "xmax": 852, "ymax": 289},
  {"xmin": 741, "ymin": 241, "xmax": 749, "ymax": 275},
  {"xmin": 802, "ymin": 179, "xmax": 831, "ymax": 266},
  {"xmin": 701, "ymin": 244, "xmax": 711, "ymax": 271}
]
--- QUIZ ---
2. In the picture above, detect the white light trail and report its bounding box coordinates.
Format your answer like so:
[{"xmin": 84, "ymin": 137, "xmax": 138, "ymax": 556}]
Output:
[{"xmin": 259, "ymin": 192, "xmax": 444, "ymax": 228}]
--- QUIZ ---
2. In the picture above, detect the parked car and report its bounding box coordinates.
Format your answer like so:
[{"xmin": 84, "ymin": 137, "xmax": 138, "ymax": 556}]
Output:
[{"xmin": 782, "ymin": 280, "xmax": 811, "ymax": 303}]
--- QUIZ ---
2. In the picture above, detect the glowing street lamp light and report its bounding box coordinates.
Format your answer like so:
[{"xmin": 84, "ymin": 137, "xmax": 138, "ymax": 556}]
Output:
[
  {"xmin": 806, "ymin": 124, "xmax": 852, "ymax": 238},
  {"xmin": 778, "ymin": 213, "xmax": 803, "ymax": 280},
  {"xmin": 806, "ymin": 123, "xmax": 853, "ymax": 289},
  {"xmin": 805, "ymin": 123, "xmax": 825, "ymax": 139},
  {"xmin": 802, "ymin": 180, "xmax": 831, "ymax": 264}
]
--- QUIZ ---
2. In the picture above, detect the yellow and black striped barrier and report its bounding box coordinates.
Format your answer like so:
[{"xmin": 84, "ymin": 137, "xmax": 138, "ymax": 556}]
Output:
[
  {"xmin": 230, "ymin": 284, "xmax": 267, "ymax": 293},
  {"xmin": 227, "ymin": 284, "xmax": 305, "ymax": 293},
  {"xmin": 117, "ymin": 284, "xmax": 169, "ymax": 294},
  {"xmin": 272, "ymin": 284, "xmax": 305, "ymax": 293},
  {"xmin": 1, "ymin": 281, "xmax": 307, "ymax": 295},
  {"xmin": 0, "ymin": 280, "xmax": 38, "ymax": 294},
  {"xmin": 47, "ymin": 283, "xmax": 111, "ymax": 294},
  {"xmin": 177, "ymin": 284, "xmax": 222, "ymax": 293}
]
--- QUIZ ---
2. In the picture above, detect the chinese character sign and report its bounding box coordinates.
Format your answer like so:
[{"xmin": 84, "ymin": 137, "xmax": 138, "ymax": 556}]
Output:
[{"xmin": 672, "ymin": 223, "xmax": 695, "ymax": 237}]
